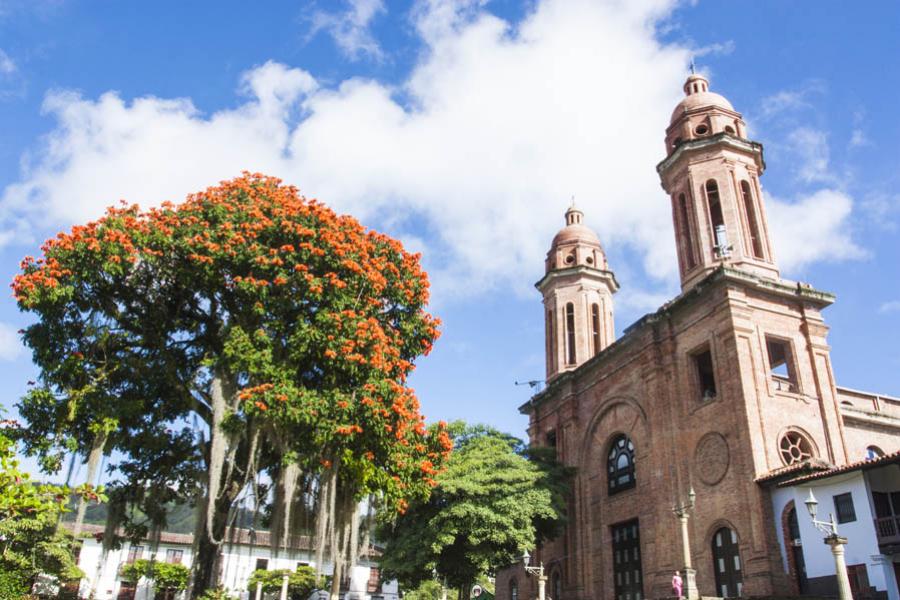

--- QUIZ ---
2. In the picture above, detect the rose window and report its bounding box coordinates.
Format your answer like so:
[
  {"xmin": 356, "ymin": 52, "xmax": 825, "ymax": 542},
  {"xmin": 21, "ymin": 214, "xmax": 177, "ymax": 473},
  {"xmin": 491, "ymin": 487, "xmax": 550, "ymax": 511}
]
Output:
[{"xmin": 779, "ymin": 431, "xmax": 814, "ymax": 465}]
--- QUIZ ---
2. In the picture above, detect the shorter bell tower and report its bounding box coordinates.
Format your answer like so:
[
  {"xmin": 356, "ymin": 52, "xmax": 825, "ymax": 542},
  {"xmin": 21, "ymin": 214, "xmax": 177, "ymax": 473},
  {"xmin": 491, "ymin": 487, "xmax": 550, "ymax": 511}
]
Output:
[
  {"xmin": 537, "ymin": 206, "xmax": 619, "ymax": 380},
  {"xmin": 658, "ymin": 73, "xmax": 780, "ymax": 291}
]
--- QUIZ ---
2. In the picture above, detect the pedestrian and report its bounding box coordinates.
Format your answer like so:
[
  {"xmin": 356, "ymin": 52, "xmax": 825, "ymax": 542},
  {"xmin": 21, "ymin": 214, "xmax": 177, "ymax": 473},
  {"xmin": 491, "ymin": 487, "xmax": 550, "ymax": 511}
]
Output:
[{"xmin": 672, "ymin": 570, "xmax": 683, "ymax": 599}]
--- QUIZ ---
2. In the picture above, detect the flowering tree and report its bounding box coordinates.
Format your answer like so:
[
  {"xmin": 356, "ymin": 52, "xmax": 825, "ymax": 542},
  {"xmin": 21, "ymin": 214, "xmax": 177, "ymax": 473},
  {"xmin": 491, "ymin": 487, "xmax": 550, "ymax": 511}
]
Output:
[{"xmin": 13, "ymin": 173, "xmax": 452, "ymax": 598}]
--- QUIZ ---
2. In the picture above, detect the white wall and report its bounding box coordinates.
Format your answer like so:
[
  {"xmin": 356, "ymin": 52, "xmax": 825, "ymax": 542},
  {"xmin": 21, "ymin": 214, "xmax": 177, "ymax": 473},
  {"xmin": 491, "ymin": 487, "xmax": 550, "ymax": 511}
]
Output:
[
  {"xmin": 770, "ymin": 471, "xmax": 899, "ymax": 600},
  {"xmin": 77, "ymin": 539, "xmax": 194, "ymax": 600},
  {"xmin": 76, "ymin": 537, "xmax": 398, "ymax": 600}
]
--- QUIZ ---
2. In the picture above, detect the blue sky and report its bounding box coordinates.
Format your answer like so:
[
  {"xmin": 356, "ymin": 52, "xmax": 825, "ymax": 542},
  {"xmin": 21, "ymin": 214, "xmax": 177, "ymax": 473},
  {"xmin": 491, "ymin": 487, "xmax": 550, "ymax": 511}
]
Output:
[{"xmin": 1, "ymin": 0, "xmax": 898, "ymax": 472}]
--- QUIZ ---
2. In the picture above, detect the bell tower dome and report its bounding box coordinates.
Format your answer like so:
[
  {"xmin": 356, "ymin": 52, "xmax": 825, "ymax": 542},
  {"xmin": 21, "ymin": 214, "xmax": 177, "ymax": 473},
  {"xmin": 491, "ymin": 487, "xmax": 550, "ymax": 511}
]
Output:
[
  {"xmin": 658, "ymin": 73, "xmax": 780, "ymax": 291},
  {"xmin": 537, "ymin": 205, "xmax": 619, "ymax": 380}
]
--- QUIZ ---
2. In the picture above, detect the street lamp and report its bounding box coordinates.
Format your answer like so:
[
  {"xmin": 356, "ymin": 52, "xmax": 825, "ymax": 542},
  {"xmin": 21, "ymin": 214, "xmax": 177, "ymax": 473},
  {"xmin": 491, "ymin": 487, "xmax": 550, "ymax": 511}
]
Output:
[
  {"xmin": 672, "ymin": 486, "xmax": 698, "ymax": 600},
  {"xmin": 804, "ymin": 489, "xmax": 854, "ymax": 600},
  {"xmin": 432, "ymin": 567, "xmax": 448, "ymax": 600},
  {"xmin": 521, "ymin": 551, "xmax": 548, "ymax": 600}
]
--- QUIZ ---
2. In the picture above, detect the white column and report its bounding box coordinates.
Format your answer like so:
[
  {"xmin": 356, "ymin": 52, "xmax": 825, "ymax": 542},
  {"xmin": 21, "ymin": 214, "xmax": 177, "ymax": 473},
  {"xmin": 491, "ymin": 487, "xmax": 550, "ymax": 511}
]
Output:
[
  {"xmin": 826, "ymin": 536, "xmax": 853, "ymax": 600},
  {"xmin": 280, "ymin": 572, "xmax": 290, "ymax": 600}
]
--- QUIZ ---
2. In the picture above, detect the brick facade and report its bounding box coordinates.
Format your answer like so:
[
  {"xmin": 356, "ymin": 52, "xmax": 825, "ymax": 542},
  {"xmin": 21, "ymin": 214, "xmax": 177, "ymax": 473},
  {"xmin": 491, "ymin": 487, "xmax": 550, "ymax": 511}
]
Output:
[{"xmin": 494, "ymin": 74, "xmax": 900, "ymax": 600}]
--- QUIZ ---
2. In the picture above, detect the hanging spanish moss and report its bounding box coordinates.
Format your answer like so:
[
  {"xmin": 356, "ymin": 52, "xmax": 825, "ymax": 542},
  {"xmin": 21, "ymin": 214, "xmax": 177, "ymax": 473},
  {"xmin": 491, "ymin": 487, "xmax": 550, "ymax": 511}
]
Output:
[{"xmin": 72, "ymin": 428, "xmax": 109, "ymax": 538}]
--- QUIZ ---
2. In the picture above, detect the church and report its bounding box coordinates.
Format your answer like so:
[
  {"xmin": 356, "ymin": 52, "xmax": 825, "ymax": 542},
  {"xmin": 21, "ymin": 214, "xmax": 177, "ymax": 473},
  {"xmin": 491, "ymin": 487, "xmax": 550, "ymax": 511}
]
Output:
[{"xmin": 495, "ymin": 73, "xmax": 900, "ymax": 600}]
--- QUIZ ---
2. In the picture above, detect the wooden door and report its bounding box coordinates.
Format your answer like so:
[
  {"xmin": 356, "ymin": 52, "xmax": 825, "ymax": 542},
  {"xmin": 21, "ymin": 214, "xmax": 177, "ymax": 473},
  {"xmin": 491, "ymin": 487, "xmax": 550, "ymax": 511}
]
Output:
[
  {"xmin": 611, "ymin": 520, "xmax": 643, "ymax": 600},
  {"xmin": 711, "ymin": 527, "xmax": 743, "ymax": 597}
]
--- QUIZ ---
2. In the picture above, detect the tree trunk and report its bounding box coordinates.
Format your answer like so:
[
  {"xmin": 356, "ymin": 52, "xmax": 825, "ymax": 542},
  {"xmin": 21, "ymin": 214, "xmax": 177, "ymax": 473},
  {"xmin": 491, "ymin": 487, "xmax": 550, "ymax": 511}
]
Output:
[
  {"xmin": 330, "ymin": 558, "xmax": 342, "ymax": 600},
  {"xmin": 73, "ymin": 430, "xmax": 108, "ymax": 538},
  {"xmin": 189, "ymin": 369, "xmax": 239, "ymax": 599},
  {"xmin": 190, "ymin": 493, "xmax": 230, "ymax": 598}
]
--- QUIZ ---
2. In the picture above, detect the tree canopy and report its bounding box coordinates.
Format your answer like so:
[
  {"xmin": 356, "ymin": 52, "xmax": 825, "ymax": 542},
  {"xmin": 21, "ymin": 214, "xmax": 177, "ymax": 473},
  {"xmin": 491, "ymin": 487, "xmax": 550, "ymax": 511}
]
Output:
[
  {"xmin": 246, "ymin": 566, "xmax": 318, "ymax": 599},
  {"xmin": 377, "ymin": 423, "xmax": 571, "ymax": 600},
  {"xmin": 12, "ymin": 173, "xmax": 451, "ymax": 597}
]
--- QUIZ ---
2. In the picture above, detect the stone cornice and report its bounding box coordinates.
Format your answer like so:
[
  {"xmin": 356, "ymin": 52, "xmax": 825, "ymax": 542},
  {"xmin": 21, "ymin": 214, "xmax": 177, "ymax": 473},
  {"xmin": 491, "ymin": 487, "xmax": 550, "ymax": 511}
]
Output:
[
  {"xmin": 535, "ymin": 266, "xmax": 620, "ymax": 293},
  {"xmin": 656, "ymin": 133, "xmax": 766, "ymax": 179}
]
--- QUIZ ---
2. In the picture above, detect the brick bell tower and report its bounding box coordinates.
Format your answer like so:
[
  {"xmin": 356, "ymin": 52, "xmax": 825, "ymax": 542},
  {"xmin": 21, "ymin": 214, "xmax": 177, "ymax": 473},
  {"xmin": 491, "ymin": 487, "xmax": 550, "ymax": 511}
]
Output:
[
  {"xmin": 536, "ymin": 205, "xmax": 618, "ymax": 380},
  {"xmin": 658, "ymin": 73, "xmax": 779, "ymax": 291}
]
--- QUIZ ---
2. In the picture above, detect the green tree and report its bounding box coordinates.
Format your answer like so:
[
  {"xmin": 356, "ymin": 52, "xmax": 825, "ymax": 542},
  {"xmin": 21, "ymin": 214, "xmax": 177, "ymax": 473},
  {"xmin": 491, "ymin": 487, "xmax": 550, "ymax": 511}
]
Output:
[
  {"xmin": 13, "ymin": 173, "xmax": 451, "ymax": 598},
  {"xmin": 378, "ymin": 423, "xmax": 570, "ymax": 600},
  {"xmin": 401, "ymin": 579, "xmax": 459, "ymax": 600},
  {"xmin": 121, "ymin": 559, "xmax": 190, "ymax": 599},
  {"xmin": 0, "ymin": 423, "xmax": 98, "ymax": 597},
  {"xmin": 246, "ymin": 566, "xmax": 318, "ymax": 599}
]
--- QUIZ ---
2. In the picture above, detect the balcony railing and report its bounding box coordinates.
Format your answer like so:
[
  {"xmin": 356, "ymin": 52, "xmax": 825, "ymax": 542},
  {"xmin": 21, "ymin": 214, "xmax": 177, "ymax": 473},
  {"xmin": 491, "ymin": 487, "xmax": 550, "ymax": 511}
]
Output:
[{"xmin": 874, "ymin": 516, "xmax": 900, "ymax": 544}]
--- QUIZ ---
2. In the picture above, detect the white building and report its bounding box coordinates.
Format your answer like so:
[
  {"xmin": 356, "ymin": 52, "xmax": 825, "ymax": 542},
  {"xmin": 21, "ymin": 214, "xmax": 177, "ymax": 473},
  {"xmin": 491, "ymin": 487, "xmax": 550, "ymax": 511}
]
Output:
[
  {"xmin": 72, "ymin": 524, "xmax": 399, "ymax": 600},
  {"xmin": 763, "ymin": 450, "xmax": 900, "ymax": 600}
]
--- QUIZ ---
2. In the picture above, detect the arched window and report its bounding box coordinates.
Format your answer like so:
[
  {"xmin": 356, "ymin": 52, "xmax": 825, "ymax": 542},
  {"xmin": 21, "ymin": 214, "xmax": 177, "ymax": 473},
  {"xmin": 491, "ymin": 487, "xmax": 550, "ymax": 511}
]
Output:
[
  {"xmin": 565, "ymin": 303, "xmax": 576, "ymax": 365},
  {"xmin": 705, "ymin": 180, "xmax": 727, "ymax": 254},
  {"xmin": 779, "ymin": 431, "xmax": 814, "ymax": 465},
  {"xmin": 866, "ymin": 446, "xmax": 884, "ymax": 460},
  {"xmin": 740, "ymin": 181, "xmax": 764, "ymax": 259},
  {"xmin": 591, "ymin": 303, "xmax": 601, "ymax": 356},
  {"xmin": 678, "ymin": 193, "xmax": 696, "ymax": 270},
  {"xmin": 510, "ymin": 578, "xmax": 518, "ymax": 600},
  {"xmin": 712, "ymin": 527, "xmax": 743, "ymax": 597},
  {"xmin": 607, "ymin": 434, "xmax": 636, "ymax": 494}
]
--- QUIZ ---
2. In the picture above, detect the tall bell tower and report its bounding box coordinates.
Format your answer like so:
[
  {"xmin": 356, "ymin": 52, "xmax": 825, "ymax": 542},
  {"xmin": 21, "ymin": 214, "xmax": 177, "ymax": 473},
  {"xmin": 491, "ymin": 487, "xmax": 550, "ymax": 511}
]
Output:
[
  {"xmin": 537, "ymin": 205, "xmax": 618, "ymax": 380},
  {"xmin": 658, "ymin": 73, "xmax": 779, "ymax": 291}
]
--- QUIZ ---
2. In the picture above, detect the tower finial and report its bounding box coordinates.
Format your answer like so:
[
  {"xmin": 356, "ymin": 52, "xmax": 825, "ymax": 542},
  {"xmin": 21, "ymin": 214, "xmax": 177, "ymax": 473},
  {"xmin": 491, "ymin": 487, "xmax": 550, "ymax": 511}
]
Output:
[
  {"xmin": 689, "ymin": 57, "xmax": 696, "ymax": 75},
  {"xmin": 570, "ymin": 194, "xmax": 576, "ymax": 208}
]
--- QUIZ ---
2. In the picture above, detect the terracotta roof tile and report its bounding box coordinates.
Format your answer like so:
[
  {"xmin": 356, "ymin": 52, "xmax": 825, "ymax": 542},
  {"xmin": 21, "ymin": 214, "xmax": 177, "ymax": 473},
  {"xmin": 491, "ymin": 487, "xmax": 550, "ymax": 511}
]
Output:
[{"xmin": 775, "ymin": 449, "xmax": 900, "ymax": 487}]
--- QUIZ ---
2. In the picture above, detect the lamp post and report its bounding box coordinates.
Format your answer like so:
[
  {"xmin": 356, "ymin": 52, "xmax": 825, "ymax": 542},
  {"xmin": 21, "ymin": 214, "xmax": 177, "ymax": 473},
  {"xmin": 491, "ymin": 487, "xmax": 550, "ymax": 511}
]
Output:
[
  {"xmin": 804, "ymin": 489, "xmax": 854, "ymax": 600},
  {"xmin": 672, "ymin": 487, "xmax": 698, "ymax": 600},
  {"xmin": 432, "ymin": 568, "xmax": 448, "ymax": 600},
  {"xmin": 521, "ymin": 551, "xmax": 548, "ymax": 600},
  {"xmin": 279, "ymin": 571, "xmax": 290, "ymax": 600}
]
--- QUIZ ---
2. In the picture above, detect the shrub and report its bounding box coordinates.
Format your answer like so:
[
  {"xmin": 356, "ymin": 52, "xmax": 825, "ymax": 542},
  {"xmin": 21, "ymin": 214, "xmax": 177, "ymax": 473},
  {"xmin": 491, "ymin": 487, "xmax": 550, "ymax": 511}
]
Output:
[{"xmin": 246, "ymin": 566, "xmax": 318, "ymax": 599}]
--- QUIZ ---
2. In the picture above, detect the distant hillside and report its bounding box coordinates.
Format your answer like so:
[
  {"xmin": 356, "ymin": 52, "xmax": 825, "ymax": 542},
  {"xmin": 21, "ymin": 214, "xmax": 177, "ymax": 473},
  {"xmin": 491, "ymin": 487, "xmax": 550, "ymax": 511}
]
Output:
[{"xmin": 62, "ymin": 500, "xmax": 265, "ymax": 534}]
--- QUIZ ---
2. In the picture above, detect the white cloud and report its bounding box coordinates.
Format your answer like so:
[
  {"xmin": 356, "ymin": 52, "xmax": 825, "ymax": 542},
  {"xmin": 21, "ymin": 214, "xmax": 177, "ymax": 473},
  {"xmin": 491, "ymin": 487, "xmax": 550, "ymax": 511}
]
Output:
[
  {"xmin": 860, "ymin": 193, "xmax": 900, "ymax": 231},
  {"xmin": 880, "ymin": 301, "xmax": 900, "ymax": 314},
  {"xmin": 767, "ymin": 189, "xmax": 866, "ymax": 271},
  {"xmin": 308, "ymin": 0, "xmax": 386, "ymax": 61},
  {"xmin": 785, "ymin": 126, "xmax": 834, "ymax": 184},
  {"xmin": 0, "ymin": 322, "xmax": 25, "ymax": 361},
  {"xmin": 758, "ymin": 81, "xmax": 825, "ymax": 120},
  {"xmin": 849, "ymin": 129, "xmax": 870, "ymax": 148},
  {"xmin": 0, "ymin": 49, "xmax": 15, "ymax": 74},
  {"xmin": 692, "ymin": 40, "xmax": 735, "ymax": 58},
  {"xmin": 0, "ymin": 0, "xmax": 863, "ymax": 300}
]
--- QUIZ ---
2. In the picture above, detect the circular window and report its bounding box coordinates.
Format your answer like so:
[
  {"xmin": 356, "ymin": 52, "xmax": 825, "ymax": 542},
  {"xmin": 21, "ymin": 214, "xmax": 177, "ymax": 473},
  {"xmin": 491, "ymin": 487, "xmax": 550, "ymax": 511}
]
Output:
[
  {"xmin": 779, "ymin": 431, "xmax": 814, "ymax": 465},
  {"xmin": 695, "ymin": 124, "xmax": 710, "ymax": 136},
  {"xmin": 586, "ymin": 256, "xmax": 594, "ymax": 265},
  {"xmin": 725, "ymin": 125, "xmax": 736, "ymax": 135},
  {"xmin": 565, "ymin": 254, "xmax": 575, "ymax": 264},
  {"xmin": 866, "ymin": 446, "xmax": 884, "ymax": 460}
]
